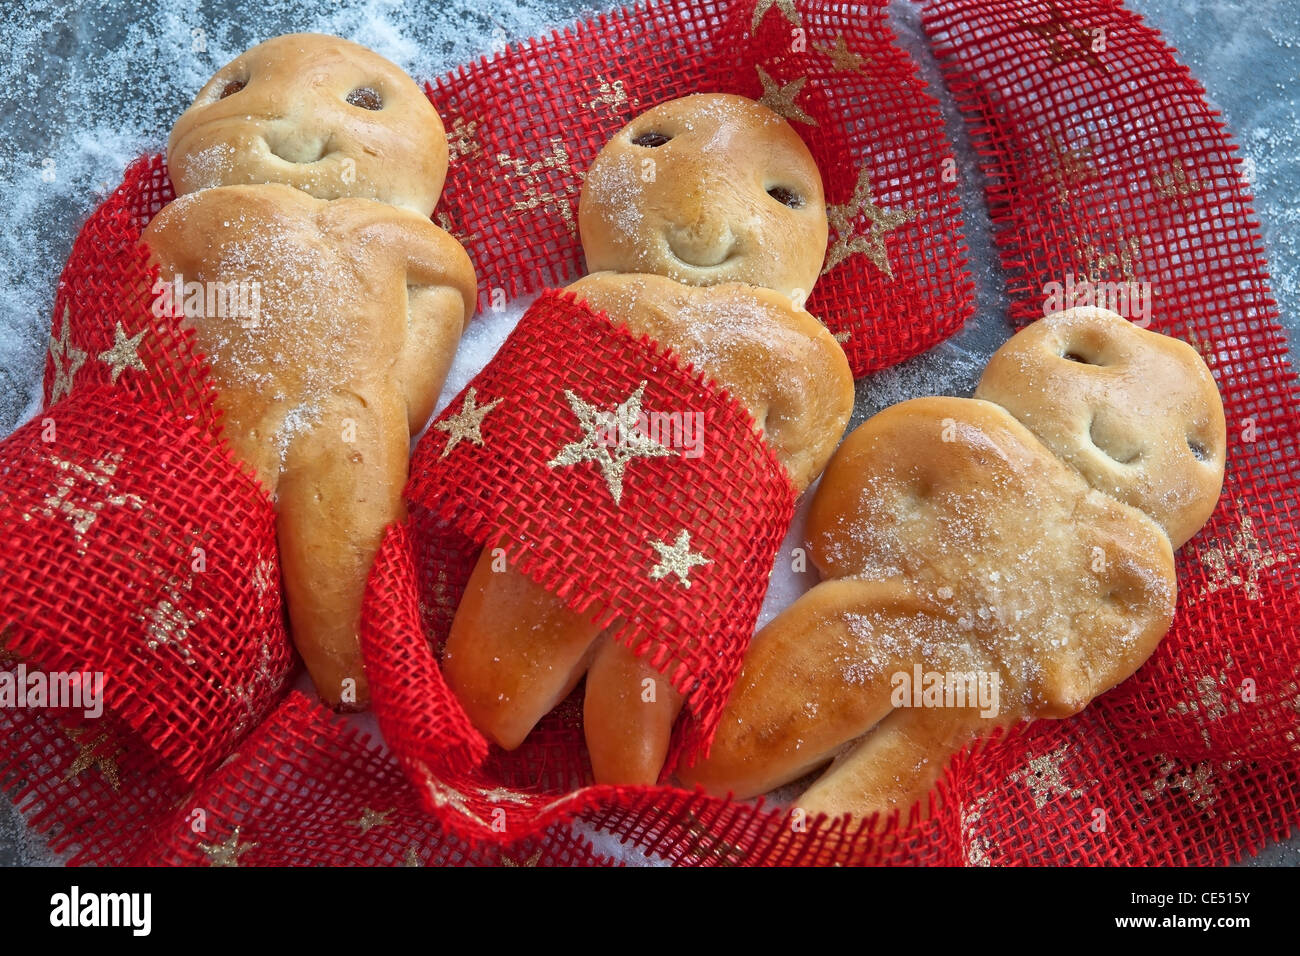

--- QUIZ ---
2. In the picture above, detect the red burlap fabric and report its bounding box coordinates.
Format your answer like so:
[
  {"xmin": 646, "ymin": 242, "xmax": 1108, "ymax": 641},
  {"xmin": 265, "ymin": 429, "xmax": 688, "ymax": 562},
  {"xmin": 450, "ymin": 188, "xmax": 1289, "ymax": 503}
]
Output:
[
  {"xmin": 0, "ymin": 157, "xmax": 294, "ymax": 797},
  {"xmin": 910, "ymin": 0, "xmax": 1300, "ymax": 863},
  {"xmin": 2, "ymin": 0, "xmax": 1296, "ymax": 865}
]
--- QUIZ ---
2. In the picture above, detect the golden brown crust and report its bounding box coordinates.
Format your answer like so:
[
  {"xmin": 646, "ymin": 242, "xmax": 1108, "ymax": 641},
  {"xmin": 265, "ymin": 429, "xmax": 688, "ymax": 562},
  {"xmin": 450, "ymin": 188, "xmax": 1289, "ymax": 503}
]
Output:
[
  {"xmin": 583, "ymin": 635, "xmax": 685, "ymax": 785},
  {"xmin": 682, "ymin": 396, "xmax": 1179, "ymax": 813},
  {"xmin": 974, "ymin": 308, "xmax": 1226, "ymax": 548},
  {"xmin": 168, "ymin": 34, "xmax": 448, "ymax": 216},
  {"xmin": 443, "ymin": 543, "xmax": 602, "ymax": 750},
  {"xmin": 578, "ymin": 94, "xmax": 828, "ymax": 301},
  {"xmin": 142, "ymin": 183, "xmax": 475, "ymax": 707}
]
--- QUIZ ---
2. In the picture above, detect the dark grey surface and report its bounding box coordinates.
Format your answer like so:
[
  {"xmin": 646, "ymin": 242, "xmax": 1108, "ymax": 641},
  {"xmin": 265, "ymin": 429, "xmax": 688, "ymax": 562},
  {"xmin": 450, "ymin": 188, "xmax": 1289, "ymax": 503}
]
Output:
[{"xmin": 0, "ymin": 0, "xmax": 1296, "ymax": 865}]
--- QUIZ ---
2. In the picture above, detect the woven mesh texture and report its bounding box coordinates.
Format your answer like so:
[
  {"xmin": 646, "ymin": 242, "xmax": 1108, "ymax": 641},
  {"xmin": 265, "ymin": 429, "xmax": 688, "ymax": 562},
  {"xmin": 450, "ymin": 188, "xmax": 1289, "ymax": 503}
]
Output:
[
  {"xmin": 361, "ymin": 521, "xmax": 489, "ymax": 780},
  {"xmin": 429, "ymin": 0, "xmax": 973, "ymax": 375},
  {"xmin": 136, "ymin": 692, "xmax": 616, "ymax": 867},
  {"xmin": 2, "ymin": 161, "xmax": 294, "ymax": 782}
]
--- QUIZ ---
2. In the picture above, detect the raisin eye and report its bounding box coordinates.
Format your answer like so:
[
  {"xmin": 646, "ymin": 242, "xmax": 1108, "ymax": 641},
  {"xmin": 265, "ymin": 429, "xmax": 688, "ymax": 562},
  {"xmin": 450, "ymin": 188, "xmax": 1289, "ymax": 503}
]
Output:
[
  {"xmin": 347, "ymin": 87, "xmax": 383, "ymax": 110},
  {"xmin": 767, "ymin": 186, "xmax": 803, "ymax": 208},
  {"xmin": 631, "ymin": 132, "xmax": 671, "ymax": 147},
  {"xmin": 219, "ymin": 80, "xmax": 245, "ymax": 99}
]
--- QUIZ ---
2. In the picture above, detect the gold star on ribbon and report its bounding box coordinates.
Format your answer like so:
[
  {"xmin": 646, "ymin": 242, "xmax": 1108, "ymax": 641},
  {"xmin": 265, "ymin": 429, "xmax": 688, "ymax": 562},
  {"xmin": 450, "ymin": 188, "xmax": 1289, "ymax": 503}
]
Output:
[
  {"xmin": 473, "ymin": 785, "xmax": 536, "ymax": 805},
  {"xmin": 63, "ymin": 727, "xmax": 124, "ymax": 791},
  {"xmin": 1005, "ymin": 743, "xmax": 1087, "ymax": 809},
  {"xmin": 424, "ymin": 777, "xmax": 488, "ymax": 826},
  {"xmin": 751, "ymin": 0, "xmax": 801, "ymax": 33},
  {"xmin": 347, "ymin": 807, "xmax": 395, "ymax": 835},
  {"xmin": 497, "ymin": 139, "xmax": 583, "ymax": 230},
  {"xmin": 1141, "ymin": 754, "xmax": 1220, "ymax": 813},
  {"xmin": 1166, "ymin": 654, "xmax": 1238, "ymax": 748},
  {"xmin": 1043, "ymin": 133, "xmax": 1096, "ymax": 204},
  {"xmin": 97, "ymin": 322, "xmax": 147, "ymax": 384},
  {"xmin": 226, "ymin": 631, "xmax": 284, "ymax": 739},
  {"xmin": 822, "ymin": 166, "xmax": 918, "ymax": 277},
  {"xmin": 816, "ymin": 35, "xmax": 868, "ymax": 73},
  {"xmin": 435, "ymin": 387, "xmax": 502, "ymax": 458},
  {"xmin": 499, "ymin": 848, "xmax": 543, "ymax": 867},
  {"xmin": 30, "ymin": 451, "xmax": 146, "ymax": 550},
  {"xmin": 1018, "ymin": 2, "xmax": 1108, "ymax": 72},
  {"xmin": 1150, "ymin": 160, "xmax": 1203, "ymax": 200},
  {"xmin": 251, "ymin": 555, "xmax": 279, "ymax": 598},
  {"xmin": 1075, "ymin": 235, "xmax": 1143, "ymax": 283},
  {"xmin": 1185, "ymin": 333, "xmax": 1219, "ymax": 371},
  {"xmin": 48, "ymin": 306, "xmax": 86, "ymax": 403},
  {"xmin": 548, "ymin": 381, "xmax": 676, "ymax": 506},
  {"xmin": 756, "ymin": 66, "xmax": 817, "ymax": 127},
  {"xmin": 1201, "ymin": 516, "xmax": 1291, "ymax": 600},
  {"xmin": 648, "ymin": 530, "xmax": 711, "ymax": 588},
  {"xmin": 680, "ymin": 811, "xmax": 747, "ymax": 866},
  {"xmin": 199, "ymin": 827, "xmax": 258, "ymax": 867},
  {"xmin": 139, "ymin": 575, "xmax": 207, "ymax": 663},
  {"xmin": 586, "ymin": 74, "xmax": 629, "ymax": 114},
  {"xmin": 446, "ymin": 116, "xmax": 482, "ymax": 163},
  {"xmin": 434, "ymin": 210, "xmax": 477, "ymax": 248},
  {"xmin": 961, "ymin": 793, "xmax": 994, "ymax": 866}
]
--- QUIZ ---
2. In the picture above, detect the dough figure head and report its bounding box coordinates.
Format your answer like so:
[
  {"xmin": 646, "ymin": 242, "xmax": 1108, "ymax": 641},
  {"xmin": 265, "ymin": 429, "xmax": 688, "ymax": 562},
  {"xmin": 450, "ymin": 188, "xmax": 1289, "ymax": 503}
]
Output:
[
  {"xmin": 975, "ymin": 308, "xmax": 1226, "ymax": 548},
  {"xmin": 578, "ymin": 93, "xmax": 827, "ymax": 300},
  {"xmin": 168, "ymin": 33, "xmax": 448, "ymax": 216}
]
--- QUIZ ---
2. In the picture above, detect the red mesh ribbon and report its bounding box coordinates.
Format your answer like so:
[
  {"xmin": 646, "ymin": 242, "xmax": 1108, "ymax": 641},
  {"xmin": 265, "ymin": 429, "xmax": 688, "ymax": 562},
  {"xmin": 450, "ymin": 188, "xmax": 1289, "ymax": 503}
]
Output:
[
  {"xmin": 396, "ymin": 290, "xmax": 795, "ymax": 779},
  {"xmin": 0, "ymin": 158, "xmax": 294, "ymax": 801},
  {"xmin": 360, "ymin": 521, "xmax": 489, "ymax": 781},
  {"xmin": 430, "ymin": 0, "xmax": 972, "ymax": 375},
  {"xmin": 133, "ymin": 692, "xmax": 615, "ymax": 867},
  {"xmin": 913, "ymin": 0, "xmax": 1300, "ymax": 864}
]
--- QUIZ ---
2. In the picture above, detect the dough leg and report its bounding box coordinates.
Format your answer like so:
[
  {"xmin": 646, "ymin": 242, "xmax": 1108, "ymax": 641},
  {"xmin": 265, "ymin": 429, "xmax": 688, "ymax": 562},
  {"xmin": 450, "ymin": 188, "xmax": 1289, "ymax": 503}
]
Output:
[
  {"xmin": 677, "ymin": 578, "xmax": 916, "ymax": 799},
  {"xmin": 443, "ymin": 554, "xmax": 603, "ymax": 749},
  {"xmin": 797, "ymin": 706, "xmax": 978, "ymax": 826},
  {"xmin": 584, "ymin": 635, "xmax": 684, "ymax": 785},
  {"xmin": 276, "ymin": 391, "xmax": 410, "ymax": 709}
]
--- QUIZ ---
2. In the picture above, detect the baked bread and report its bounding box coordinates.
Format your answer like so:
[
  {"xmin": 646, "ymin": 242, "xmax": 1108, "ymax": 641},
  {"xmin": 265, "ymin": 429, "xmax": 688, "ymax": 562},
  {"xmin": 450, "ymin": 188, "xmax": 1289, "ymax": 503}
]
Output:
[
  {"xmin": 578, "ymin": 94, "xmax": 828, "ymax": 301},
  {"xmin": 442, "ymin": 94, "xmax": 853, "ymax": 784},
  {"xmin": 682, "ymin": 308, "xmax": 1225, "ymax": 821},
  {"xmin": 168, "ymin": 34, "xmax": 449, "ymax": 216},
  {"xmin": 144, "ymin": 184, "xmax": 475, "ymax": 708},
  {"xmin": 974, "ymin": 308, "xmax": 1226, "ymax": 548},
  {"xmin": 145, "ymin": 35, "xmax": 476, "ymax": 709}
]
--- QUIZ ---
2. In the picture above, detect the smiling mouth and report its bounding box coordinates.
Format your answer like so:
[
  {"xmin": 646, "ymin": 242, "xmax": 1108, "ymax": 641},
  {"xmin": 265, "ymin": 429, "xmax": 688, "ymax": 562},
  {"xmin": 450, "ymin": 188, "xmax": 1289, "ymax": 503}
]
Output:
[
  {"xmin": 663, "ymin": 233, "xmax": 737, "ymax": 269},
  {"xmin": 262, "ymin": 132, "xmax": 332, "ymax": 165}
]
